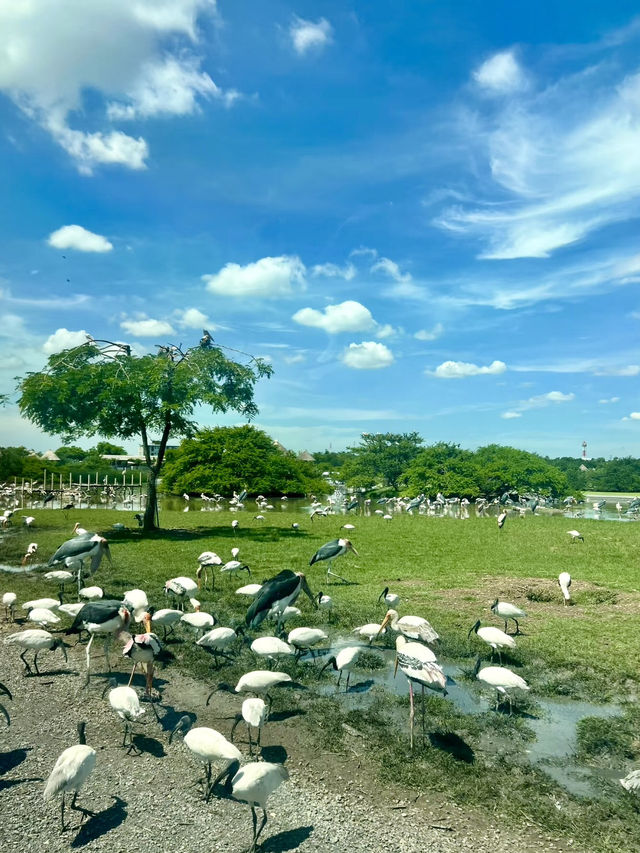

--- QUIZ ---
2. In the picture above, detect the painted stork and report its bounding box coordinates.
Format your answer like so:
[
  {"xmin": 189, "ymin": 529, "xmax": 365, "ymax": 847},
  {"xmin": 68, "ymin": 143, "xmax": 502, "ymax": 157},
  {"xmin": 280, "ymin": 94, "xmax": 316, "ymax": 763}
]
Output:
[
  {"xmin": 394, "ymin": 635, "xmax": 447, "ymax": 749},
  {"xmin": 66, "ymin": 601, "xmax": 131, "ymax": 682},
  {"xmin": 169, "ymin": 718, "xmax": 242, "ymax": 802},
  {"xmin": 320, "ymin": 645, "xmax": 361, "ymax": 690},
  {"xmin": 468, "ymin": 620, "xmax": 516, "ymax": 662},
  {"xmin": 246, "ymin": 570, "xmax": 316, "ymax": 632},
  {"xmin": 378, "ymin": 609, "xmax": 439, "ymax": 644},
  {"xmin": 196, "ymin": 551, "xmax": 222, "ymax": 590},
  {"xmin": 44, "ymin": 721, "xmax": 96, "ymax": 831},
  {"xmin": 490, "ymin": 599, "xmax": 527, "ymax": 635},
  {"xmin": 122, "ymin": 611, "xmax": 161, "ymax": 697},
  {"xmin": 309, "ymin": 538, "xmax": 358, "ymax": 583},
  {"xmin": 22, "ymin": 542, "xmax": 39, "ymax": 566},
  {"xmin": 231, "ymin": 761, "xmax": 289, "ymax": 853},
  {"xmin": 4, "ymin": 629, "xmax": 69, "ymax": 674},
  {"xmin": 558, "ymin": 571, "xmax": 572, "ymax": 605},
  {"xmin": 164, "ymin": 576, "xmax": 198, "ymax": 610}
]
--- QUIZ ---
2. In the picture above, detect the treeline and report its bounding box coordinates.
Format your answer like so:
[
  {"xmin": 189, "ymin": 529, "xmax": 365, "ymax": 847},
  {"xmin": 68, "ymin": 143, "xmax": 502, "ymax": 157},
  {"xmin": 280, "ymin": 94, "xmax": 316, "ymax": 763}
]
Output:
[{"xmin": 0, "ymin": 442, "xmax": 145, "ymax": 484}]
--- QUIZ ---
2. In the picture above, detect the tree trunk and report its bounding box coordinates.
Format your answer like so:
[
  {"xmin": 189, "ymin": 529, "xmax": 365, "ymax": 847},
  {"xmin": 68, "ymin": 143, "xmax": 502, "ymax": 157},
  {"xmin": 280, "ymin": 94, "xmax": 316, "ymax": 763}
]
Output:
[{"xmin": 143, "ymin": 472, "xmax": 159, "ymax": 532}]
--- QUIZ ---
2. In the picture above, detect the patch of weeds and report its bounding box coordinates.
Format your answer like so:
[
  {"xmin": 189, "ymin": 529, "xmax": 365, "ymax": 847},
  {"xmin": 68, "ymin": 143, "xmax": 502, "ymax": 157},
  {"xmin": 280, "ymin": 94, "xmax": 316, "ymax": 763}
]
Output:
[
  {"xmin": 526, "ymin": 587, "xmax": 554, "ymax": 602},
  {"xmin": 576, "ymin": 589, "xmax": 619, "ymax": 606},
  {"xmin": 577, "ymin": 714, "xmax": 640, "ymax": 761},
  {"xmin": 356, "ymin": 650, "xmax": 385, "ymax": 671}
]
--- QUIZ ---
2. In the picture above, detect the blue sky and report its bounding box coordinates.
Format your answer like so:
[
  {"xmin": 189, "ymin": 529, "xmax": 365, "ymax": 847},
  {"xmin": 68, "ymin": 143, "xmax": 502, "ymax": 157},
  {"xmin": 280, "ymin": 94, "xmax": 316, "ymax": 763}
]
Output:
[{"xmin": 1, "ymin": 0, "xmax": 640, "ymax": 458}]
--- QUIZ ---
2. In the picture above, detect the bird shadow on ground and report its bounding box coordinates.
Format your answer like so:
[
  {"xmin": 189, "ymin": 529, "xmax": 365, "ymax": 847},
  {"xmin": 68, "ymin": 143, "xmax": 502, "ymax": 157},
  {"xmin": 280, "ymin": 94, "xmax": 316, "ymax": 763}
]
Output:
[
  {"xmin": 70, "ymin": 796, "xmax": 128, "ymax": 848},
  {"xmin": 428, "ymin": 732, "xmax": 475, "ymax": 764},
  {"xmin": 267, "ymin": 709, "xmax": 305, "ymax": 723},
  {"xmin": 107, "ymin": 526, "xmax": 312, "ymax": 545},
  {"xmin": 130, "ymin": 734, "xmax": 166, "ymax": 758},
  {"xmin": 0, "ymin": 776, "xmax": 43, "ymax": 791},
  {"xmin": 154, "ymin": 704, "xmax": 197, "ymax": 734},
  {"xmin": 347, "ymin": 679, "xmax": 375, "ymax": 693},
  {"xmin": 260, "ymin": 745, "xmax": 288, "ymax": 764},
  {"xmin": 29, "ymin": 668, "xmax": 77, "ymax": 679},
  {"xmin": 261, "ymin": 825, "xmax": 313, "ymax": 852},
  {"xmin": 0, "ymin": 747, "xmax": 31, "ymax": 775}
]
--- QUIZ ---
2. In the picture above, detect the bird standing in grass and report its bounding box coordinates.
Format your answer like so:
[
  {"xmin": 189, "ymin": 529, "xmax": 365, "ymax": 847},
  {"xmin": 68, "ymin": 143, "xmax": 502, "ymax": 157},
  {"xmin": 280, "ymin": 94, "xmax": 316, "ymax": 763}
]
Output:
[
  {"xmin": 378, "ymin": 586, "xmax": 400, "ymax": 608},
  {"xmin": 44, "ymin": 721, "xmax": 96, "ymax": 831},
  {"xmin": 3, "ymin": 591, "xmax": 17, "ymax": 621},
  {"xmin": 567, "ymin": 530, "xmax": 584, "ymax": 543},
  {"xmin": 246, "ymin": 570, "xmax": 316, "ymax": 632},
  {"xmin": 490, "ymin": 599, "xmax": 526, "ymax": 635},
  {"xmin": 497, "ymin": 511, "xmax": 507, "ymax": 528},
  {"xmin": 468, "ymin": 620, "xmax": 516, "ymax": 662},
  {"xmin": 378, "ymin": 608, "xmax": 439, "ymax": 644},
  {"xmin": 558, "ymin": 571, "xmax": 572, "ymax": 605},
  {"xmin": 231, "ymin": 761, "xmax": 289, "ymax": 853},
  {"xmin": 394, "ymin": 635, "xmax": 447, "ymax": 749},
  {"xmin": 309, "ymin": 538, "xmax": 358, "ymax": 583}
]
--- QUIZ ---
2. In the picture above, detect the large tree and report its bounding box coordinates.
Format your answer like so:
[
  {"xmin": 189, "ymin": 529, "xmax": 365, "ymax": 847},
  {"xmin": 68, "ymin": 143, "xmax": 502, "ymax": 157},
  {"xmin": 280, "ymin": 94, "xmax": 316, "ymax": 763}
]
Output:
[
  {"xmin": 17, "ymin": 335, "xmax": 272, "ymax": 530},
  {"xmin": 341, "ymin": 432, "xmax": 424, "ymax": 492}
]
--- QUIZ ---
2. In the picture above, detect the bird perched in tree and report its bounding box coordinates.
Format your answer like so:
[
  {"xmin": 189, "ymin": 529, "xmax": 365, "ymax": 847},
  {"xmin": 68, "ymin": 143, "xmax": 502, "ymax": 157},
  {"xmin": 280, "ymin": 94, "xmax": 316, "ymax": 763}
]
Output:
[
  {"xmin": 468, "ymin": 620, "xmax": 516, "ymax": 663},
  {"xmin": 246, "ymin": 570, "xmax": 316, "ymax": 632},
  {"xmin": 490, "ymin": 599, "xmax": 526, "ymax": 635},
  {"xmin": 309, "ymin": 538, "xmax": 358, "ymax": 583},
  {"xmin": 558, "ymin": 571, "xmax": 572, "ymax": 605},
  {"xmin": 4, "ymin": 629, "xmax": 68, "ymax": 675},
  {"xmin": 199, "ymin": 329, "xmax": 214, "ymax": 348},
  {"xmin": 44, "ymin": 721, "xmax": 96, "ymax": 831},
  {"xmin": 231, "ymin": 761, "xmax": 289, "ymax": 853}
]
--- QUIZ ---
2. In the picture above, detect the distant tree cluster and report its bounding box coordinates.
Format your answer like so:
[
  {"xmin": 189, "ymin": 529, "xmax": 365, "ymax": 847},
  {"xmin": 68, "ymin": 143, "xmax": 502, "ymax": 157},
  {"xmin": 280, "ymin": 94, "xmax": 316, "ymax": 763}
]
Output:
[
  {"xmin": 0, "ymin": 442, "xmax": 127, "ymax": 483},
  {"xmin": 161, "ymin": 425, "xmax": 327, "ymax": 497},
  {"xmin": 548, "ymin": 456, "xmax": 640, "ymax": 493}
]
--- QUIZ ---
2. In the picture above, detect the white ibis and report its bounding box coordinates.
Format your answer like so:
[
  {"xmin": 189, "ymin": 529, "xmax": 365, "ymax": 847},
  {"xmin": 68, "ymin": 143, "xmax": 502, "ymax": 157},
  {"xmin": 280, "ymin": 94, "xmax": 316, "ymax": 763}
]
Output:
[
  {"xmin": 250, "ymin": 636, "xmax": 294, "ymax": 667},
  {"xmin": 44, "ymin": 721, "xmax": 96, "ymax": 831},
  {"xmin": 22, "ymin": 542, "xmax": 39, "ymax": 566},
  {"xmin": 122, "ymin": 589, "xmax": 149, "ymax": 623},
  {"xmin": 236, "ymin": 583, "xmax": 263, "ymax": 597},
  {"xmin": 181, "ymin": 605, "xmax": 216, "ymax": 636},
  {"xmin": 231, "ymin": 547, "xmax": 240, "ymax": 559},
  {"xmin": 267, "ymin": 604, "xmax": 301, "ymax": 625},
  {"xmin": 232, "ymin": 519, "xmax": 239, "ymax": 533},
  {"xmin": 378, "ymin": 609, "xmax": 439, "ymax": 644},
  {"xmin": 79, "ymin": 586, "xmax": 104, "ymax": 601},
  {"xmin": 221, "ymin": 560, "xmax": 251, "ymax": 579},
  {"xmin": 151, "ymin": 608, "xmax": 183, "ymax": 639},
  {"xmin": 122, "ymin": 611, "xmax": 161, "ymax": 697},
  {"xmin": 309, "ymin": 538, "xmax": 358, "ymax": 583},
  {"xmin": 468, "ymin": 620, "xmax": 516, "ymax": 662},
  {"xmin": 231, "ymin": 697, "xmax": 268, "ymax": 754},
  {"xmin": 66, "ymin": 601, "xmax": 131, "ymax": 681},
  {"xmin": 474, "ymin": 658, "xmax": 529, "ymax": 712},
  {"xmin": 378, "ymin": 586, "xmax": 400, "ymax": 608},
  {"xmin": 497, "ymin": 511, "xmax": 507, "ymax": 528},
  {"xmin": 287, "ymin": 627, "xmax": 328, "ymax": 659},
  {"xmin": 28, "ymin": 607, "xmax": 61, "ymax": 627},
  {"xmin": 320, "ymin": 645, "xmax": 361, "ymax": 690},
  {"xmin": 164, "ymin": 576, "xmax": 198, "ymax": 609},
  {"xmin": 316, "ymin": 590, "xmax": 333, "ymax": 619},
  {"xmin": 58, "ymin": 602, "xmax": 85, "ymax": 619},
  {"xmin": 23, "ymin": 597, "xmax": 60, "ymax": 612},
  {"xmin": 567, "ymin": 530, "xmax": 584, "ymax": 543},
  {"xmin": 5, "ymin": 628, "xmax": 68, "ymax": 674},
  {"xmin": 196, "ymin": 551, "xmax": 222, "ymax": 589},
  {"xmin": 232, "ymin": 670, "xmax": 293, "ymax": 712},
  {"xmin": 558, "ymin": 571, "xmax": 572, "ymax": 605},
  {"xmin": 0, "ymin": 681, "xmax": 11, "ymax": 725},
  {"xmin": 169, "ymin": 718, "xmax": 242, "ymax": 802},
  {"xmin": 620, "ymin": 769, "xmax": 640, "ymax": 793},
  {"xmin": 22, "ymin": 515, "xmax": 35, "ymax": 527},
  {"xmin": 395, "ymin": 634, "xmax": 447, "ymax": 749},
  {"xmin": 246, "ymin": 570, "xmax": 316, "ymax": 632},
  {"xmin": 197, "ymin": 626, "xmax": 244, "ymax": 665},
  {"xmin": 490, "ymin": 599, "xmax": 526, "ymax": 635},
  {"xmin": 44, "ymin": 570, "xmax": 73, "ymax": 599},
  {"xmin": 3, "ymin": 591, "xmax": 17, "ymax": 621},
  {"xmin": 103, "ymin": 680, "xmax": 145, "ymax": 751},
  {"xmin": 352, "ymin": 621, "xmax": 386, "ymax": 644},
  {"xmin": 231, "ymin": 761, "xmax": 289, "ymax": 853}
]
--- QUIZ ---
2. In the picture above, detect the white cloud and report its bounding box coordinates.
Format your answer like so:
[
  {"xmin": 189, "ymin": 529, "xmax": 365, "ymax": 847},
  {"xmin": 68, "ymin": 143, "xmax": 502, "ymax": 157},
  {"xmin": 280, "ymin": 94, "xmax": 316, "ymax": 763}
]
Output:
[
  {"xmin": 283, "ymin": 353, "xmax": 306, "ymax": 365},
  {"xmin": 503, "ymin": 390, "xmax": 576, "ymax": 418},
  {"xmin": 599, "ymin": 396, "xmax": 620, "ymax": 404},
  {"xmin": 594, "ymin": 364, "xmax": 640, "ymax": 376},
  {"xmin": 473, "ymin": 51, "xmax": 527, "ymax": 94},
  {"xmin": 629, "ymin": 412, "xmax": 640, "ymax": 420},
  {"xmin": 311, "ymin": 262, "xmax": 356, "ymax": 280},
  {"xmin": 431, "ymin": 359, "xmax": 507, "ymax": 378},
  {"xmin": 174, "ymin": 307, "xmax": 209, "ymax": 328},
  {"xmin": 203, "ymin": 256, "xmax": 306, "ymax": 298},
  {"xmin": 541, "ymin": 391, "xmax": 574, "ymax": 403},
  {"xmin": 0, "ymin": 1, "xmax": 219, "ymax": 172},
  {"xmin": 290, "ymin": 16, "xmax": 332, "ymax": 55},
  {"xmin": 438, "ymin": 63, "xmax": 640, "ymax": 259},
  {"xmin": 371, "ymin": 257, "xmax": 411, "ymax": 283},
  {"xmin": 415, "ymin": 323, "xmax": 444, "ymax": 341},
  {"xmin": 293, "ymin": 300, "xmax": 375, "ymax": 334},
  {"xmin": 120, "ymin": 317, "xmax": 175, "ymax": 337},
  {"xmin": 375, "ymin": 324, "xmax": 396, "ymax": 339},
  {"xmin": 47, "ymin": 225, "xmax": 113, "ymax": 253},
  {"xmin": 501, "ymin": 411, "xmax": 522, "ymax": 419},
  {"xmin": 342, "ymin": 341, "xmax": 394, "ymax": 370},
  {"xmin": 43, "ymin": 328, "xmax": 89, "ymax": 354}
]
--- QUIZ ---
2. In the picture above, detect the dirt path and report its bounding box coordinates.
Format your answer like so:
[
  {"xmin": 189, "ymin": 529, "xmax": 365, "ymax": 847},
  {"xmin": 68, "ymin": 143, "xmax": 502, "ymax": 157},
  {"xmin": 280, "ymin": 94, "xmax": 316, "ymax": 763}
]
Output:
[{"xmin": 0, "ymin": 624, "xmax": 581, "ymax": 853}]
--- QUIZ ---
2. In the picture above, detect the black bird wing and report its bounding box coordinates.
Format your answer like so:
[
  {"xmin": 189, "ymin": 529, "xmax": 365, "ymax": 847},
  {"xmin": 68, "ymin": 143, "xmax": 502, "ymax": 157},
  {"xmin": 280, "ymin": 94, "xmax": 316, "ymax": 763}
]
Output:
[
  {"xmin": 246, "ymin": 570, "xmax": 299, "ymax": 627},
  {"xmin": 48, "ymin": 536, "xmax": 96, "ymax": 565},
  {"xmin": 310, "ymin": 539, "xmax": 341, "ymax": 566},
  {"xmin": 66, "ymin": 600, "xmax": 123, "ymax": 634}
]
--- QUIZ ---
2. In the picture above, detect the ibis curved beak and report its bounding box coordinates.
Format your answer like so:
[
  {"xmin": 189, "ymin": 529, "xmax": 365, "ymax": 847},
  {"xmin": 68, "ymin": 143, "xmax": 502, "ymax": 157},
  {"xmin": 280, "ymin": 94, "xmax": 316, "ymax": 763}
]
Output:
[
  {"xmin": 59, "ymin": 642, "xmax": 69, "ymax": 664},
  {"xmin": 0, "ymin": 703, "xmax": 9, "ymax": 726},
  {"xmin": 349, "ymin": 543, "xmax": 359, "ymax": 556},
  {"xmin": 0, "ymin": 682, "xmax": 12, "ymax": 701}
]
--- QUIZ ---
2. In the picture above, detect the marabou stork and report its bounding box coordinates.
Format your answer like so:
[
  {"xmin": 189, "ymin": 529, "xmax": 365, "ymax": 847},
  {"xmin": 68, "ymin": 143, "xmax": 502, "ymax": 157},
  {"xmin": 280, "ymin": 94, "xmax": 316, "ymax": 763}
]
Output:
[
  {"xmin": 231, "ymin": 761, "xmax": 289, "ymax": 853},
  {"xmin": 48, "ymin": 534, "xmax": 112, "ymax": 594},
  {"xmin": 490, "ymin": 599, "xmax": 526, "ymax": 635},
  {"xmin": 170, "ymin": 718, "xmax": 242, "ymax": 802},
  {"xmin": 245, "ymin": 570, "xmax": 316, "ymax": 632},
  {"xmin": 309, "ymin": 538, "xmax": 358, "ymax": 583},
  {"xmin": 5, "ymin": 629, "xmax": 68, "ymax": 674},
  {"xmin": 66, "ymin": 601, "xmax": 131, "ymax": 682},
  {"xmin": 44, "ymin": 721, "xmax": 96, "ymax": 831}
]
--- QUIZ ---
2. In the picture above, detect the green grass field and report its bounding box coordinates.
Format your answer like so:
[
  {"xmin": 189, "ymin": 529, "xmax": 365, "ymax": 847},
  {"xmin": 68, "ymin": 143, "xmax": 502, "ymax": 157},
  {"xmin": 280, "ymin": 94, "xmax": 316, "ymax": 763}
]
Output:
[{"xmin": 2, "ymin": 507, "xmax": 639, "ymax": 850}]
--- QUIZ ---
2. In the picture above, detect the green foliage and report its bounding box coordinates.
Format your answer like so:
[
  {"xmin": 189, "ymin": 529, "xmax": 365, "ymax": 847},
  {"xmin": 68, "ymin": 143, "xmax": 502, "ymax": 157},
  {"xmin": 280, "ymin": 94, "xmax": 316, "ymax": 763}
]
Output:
[
  {"xmin": 341, "ymin": 431, "xmax": 424, "ymax": 491},
  {"xmin": 55, "ymin": 445, "xmax": 89, "ymax": 464},
  {"xmin": 406, "ymin": 442, "xmax": 481, "ymax": 497},
  {"xmin": 161, "ymin": 425, "xmax": 327, "ymax": 496},
  {"xmin": 94, "ymin": 440, "xmax": 126, "ymax": 455},
  {"xmin": 474, "ymin": 444, "xmax": 570, "ymax": 498},
  {"xmin": 312, "ymin": 449, "xmax": 351, "ymax": 471}
]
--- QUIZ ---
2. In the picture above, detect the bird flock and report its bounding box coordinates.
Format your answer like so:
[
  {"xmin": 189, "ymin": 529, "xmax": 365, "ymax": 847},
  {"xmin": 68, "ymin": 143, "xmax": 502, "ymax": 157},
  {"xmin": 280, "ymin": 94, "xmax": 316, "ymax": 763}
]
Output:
[{"xmin": 1, "ymin": 497, "xmax": 637, "ymax": 847}]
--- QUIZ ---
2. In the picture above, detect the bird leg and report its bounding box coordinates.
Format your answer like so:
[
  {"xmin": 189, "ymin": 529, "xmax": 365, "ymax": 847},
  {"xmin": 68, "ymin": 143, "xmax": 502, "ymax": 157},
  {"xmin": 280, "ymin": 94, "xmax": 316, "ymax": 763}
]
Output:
[
  {"xmin": 345, "ymin": 671, "xmax": 351, "ymax": 692},
  {"xmin": 421, "ymin": 685, "xmax": 426, "ymax": 742},
  {"xmin": 104, "ymin": 635, "xmax": 112, "ymax": 671},
  {"xmin": 337, "ymin": 670, "xmax": 342, "ymax": 690},
  {"xmin": 249, "ymin": 806, "xmax": 258, "ymax": 853},
  {"xmin": 60, "ymin": 792, "xmax": 66, "ymax": 832},
  {"xmin": 33, "ymin": 651, "xmax": 40, "ymax": 676},
  {"xmin": 85, "ymin": 634, "xmax": 95, "ymax": 675},
  {"xmin": 19, "ymin": 649, "xmax": 32, "ymax": 674},
  {"xmin": 253, "ymin": 807, "xmax": 268, "ymax": 852},
  {"xmin": 408, "ymin": 681, "xmax": 415, "ymax": 751},
  {"xmin": 69, "ymin": 791, "xmax": 94, "ymax": 822},
  {"xmin": 128, "ymin": 662, "xmax": 138, "ymax": 687},
  {"xmin": 327, "ymin": 567, "xmax": 349, "ymax": 584},
  {"xmin": 513, "ymin": 619, "xmax": 524, "ymax": 636},
  {"xmin": 145, "ymin": 663, "xmax": 155, "ymax": 697}
]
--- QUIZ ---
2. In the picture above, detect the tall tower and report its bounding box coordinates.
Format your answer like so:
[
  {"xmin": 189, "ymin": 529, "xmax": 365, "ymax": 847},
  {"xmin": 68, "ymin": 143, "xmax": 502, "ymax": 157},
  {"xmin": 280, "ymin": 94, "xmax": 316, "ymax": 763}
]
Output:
[{"xmin": 582, "ymin": 441, "xmax": 587, "ymax": 460}]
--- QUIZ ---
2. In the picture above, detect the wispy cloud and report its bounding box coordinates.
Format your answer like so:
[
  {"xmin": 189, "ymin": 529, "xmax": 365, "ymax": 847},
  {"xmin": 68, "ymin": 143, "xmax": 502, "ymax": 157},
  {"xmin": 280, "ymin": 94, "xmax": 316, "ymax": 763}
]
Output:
[
  {"xmin": 120, "ymin": 317, "xmax": 175, "ymax": 337},
  {"xmin": 472, "ymin": 50, "xmax": 528, "ymax": 94},
  {"xmin": 290, "ymin": 16, "xmax": 333, "ymax": 55},
  {"xmin": 428, "ymin": 359, "xmax": 507, "ymax": 378},
  {"xmin": 0, "ymin": 287, "xmax": 90, "ymax": 309},
  {"xmin": 501, "ymin": 390, "xmax": 575, "ymax": 419}
]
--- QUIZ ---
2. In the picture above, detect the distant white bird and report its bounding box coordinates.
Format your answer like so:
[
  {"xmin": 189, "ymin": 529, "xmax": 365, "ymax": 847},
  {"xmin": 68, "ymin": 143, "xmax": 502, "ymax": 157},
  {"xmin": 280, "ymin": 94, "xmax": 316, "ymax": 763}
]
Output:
[
  {"xmin": 567, "ymin": 530, "xmax": 584, "ymax": 543},
  {"xmin": 232, "ymin": 519, "xmax": 239, "ymax": 532},
  {"xmin": 231, "ymin": 761, "xmax": 289, "ymax": 853},
  {"xmin": 79, "ymin": 586, "xmax": 103, "ymax": 600},
  {"xmin": 44, "ymin": 721, "xmax": 96, "ymax": 831},
  {"xmin": 22, "ymin": 542, "xmax": 39, "ymax": 566},
  {"xmin": 320, "ymin": 645, "xmax": 361, "ymax": 690},
  {"xmin": 104, "ymin": 681, "xmax": 145, "ymax": 750},
  {"xmin": 3, "ymin": 591, "xmax": 17, "ymax": 621},
  {"xmin": 558, "ymin": 571, "xmax": 572, "ymax": 605},
  {"xmin": 196, "ymin": 551, "xmax": 222, "ymax": 590},
  {"xmin": 170, "ymin": 718, "xmax": 242, "ymax": 802},
  {"xmin": 497, "ymin": 511, "xmax": 507, "ymax": 529},
  {"xmin": 287, "ymin": 627, "xmax": 328, "ymax": 658},
  {"xmin": 490, "ymin": 599, "xmax": 526, "ymax": 635},
  {"xmin": 22, "ymin": 515, "xmax": 35, "ymax": 527},
  {"xmin": 468, "ymin": 620, "xmax": 516, "ymax": 662},
  {"xmin": 231, "ymin": 697, "xmax": 268, "ymax": 754},
  {"xmin": 620, "ymin": 769, "xmax": 640, "ymax": 794},
  {"xmin": 378, "ymin": 609, "xmax": 439, "ymax": 644},
  {"xmin": 474, "ymin": 658, "xmax": 529, "ymax": 713}
]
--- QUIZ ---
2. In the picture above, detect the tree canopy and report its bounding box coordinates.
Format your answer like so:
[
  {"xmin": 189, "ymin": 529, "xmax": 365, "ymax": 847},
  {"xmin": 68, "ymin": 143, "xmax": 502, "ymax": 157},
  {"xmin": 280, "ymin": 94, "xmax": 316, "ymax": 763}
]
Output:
[
  {"xmin": 341, "ymin": 432, "xmax": 424, "ymax": 491},
  {"xmin": 17, "ymin": 336, "xmax": 272, "ymax": 529},
  {"xmin": 405, "ymin": 442, "xmax": 481, "ymax": 497},
  {"xmin": 162, "ymin": 425, "xmax": 326, "ymax": 497}
]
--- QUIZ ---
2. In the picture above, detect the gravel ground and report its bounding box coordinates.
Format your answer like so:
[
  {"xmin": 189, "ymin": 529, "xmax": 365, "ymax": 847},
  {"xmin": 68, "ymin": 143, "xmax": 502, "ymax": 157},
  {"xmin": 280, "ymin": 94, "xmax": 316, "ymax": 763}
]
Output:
[{"xmin": 0, "ymin": 626, "xmax": 583, "ymax": 853}]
